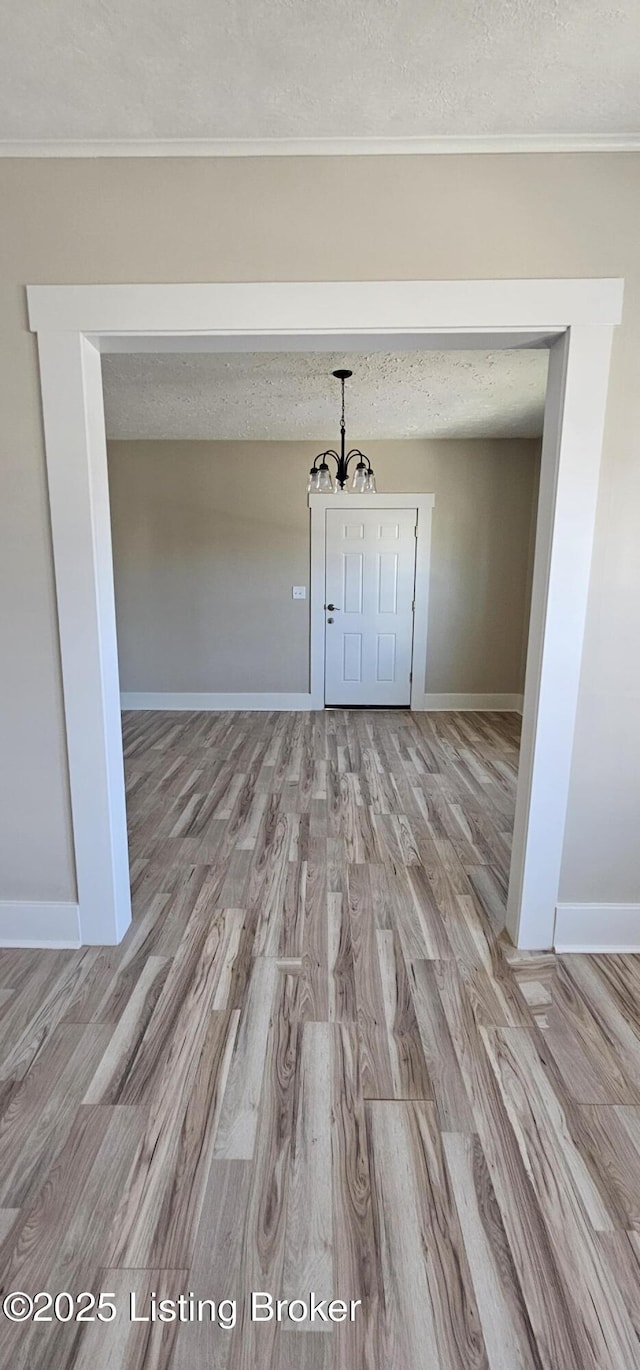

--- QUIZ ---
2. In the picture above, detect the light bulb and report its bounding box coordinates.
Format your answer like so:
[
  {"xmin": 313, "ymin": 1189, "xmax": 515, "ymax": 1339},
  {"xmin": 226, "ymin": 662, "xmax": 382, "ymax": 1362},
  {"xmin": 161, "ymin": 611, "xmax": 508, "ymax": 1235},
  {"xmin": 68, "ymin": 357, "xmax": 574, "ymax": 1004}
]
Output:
[
  {"xmin": 365, "ymin": 470, "xmax": 377, "ymax": 493},
  {"xmin": 308, "ymin": 469, "xmax": 320, "ymax": 493}
]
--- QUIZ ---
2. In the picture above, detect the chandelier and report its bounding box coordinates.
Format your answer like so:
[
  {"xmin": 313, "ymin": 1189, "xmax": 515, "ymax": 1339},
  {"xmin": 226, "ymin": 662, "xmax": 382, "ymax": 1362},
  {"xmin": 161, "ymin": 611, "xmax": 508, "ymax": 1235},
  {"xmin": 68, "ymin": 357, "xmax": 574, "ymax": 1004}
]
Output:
[{"xmin": 307, "ymin": 370, "xmax": 377, "ymax": 494}]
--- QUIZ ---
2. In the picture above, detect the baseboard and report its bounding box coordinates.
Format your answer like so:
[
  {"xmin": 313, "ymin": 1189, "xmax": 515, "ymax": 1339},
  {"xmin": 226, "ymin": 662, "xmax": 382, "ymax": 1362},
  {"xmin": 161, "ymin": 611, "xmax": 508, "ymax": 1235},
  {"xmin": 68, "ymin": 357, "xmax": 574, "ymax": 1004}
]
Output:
[
  {"xmin": 417, "ymin": 692, "xmax": 524, "ymax": 713},
  {"xmin": 0, "ymin": 901, "xmax": 81, "ymax": 948},
  {"xmin": 122, "ymin": 690, "xmax": 524, "ymax": 714},
  {"xmin": 121, "ymin": 691, "xmax": 318, "ymax": 712},
  {"xmin": 554, "ymin": 902, "xmax": 640, "ymax": 953}
]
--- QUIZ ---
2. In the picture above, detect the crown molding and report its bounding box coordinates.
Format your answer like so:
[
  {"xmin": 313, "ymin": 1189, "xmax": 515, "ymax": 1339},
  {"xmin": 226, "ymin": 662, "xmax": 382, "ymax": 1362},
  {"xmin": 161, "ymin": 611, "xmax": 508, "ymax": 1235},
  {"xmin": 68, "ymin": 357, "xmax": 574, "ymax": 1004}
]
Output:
[{"xmin": 1, "ymin": 134, "xmax": 640, "ymax": 158}]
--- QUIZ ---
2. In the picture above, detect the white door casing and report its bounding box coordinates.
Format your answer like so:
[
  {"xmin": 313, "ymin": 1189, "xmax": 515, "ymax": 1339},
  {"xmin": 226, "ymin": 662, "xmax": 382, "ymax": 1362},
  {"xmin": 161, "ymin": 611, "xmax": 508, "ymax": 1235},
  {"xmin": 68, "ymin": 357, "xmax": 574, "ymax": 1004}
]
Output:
[{"xmin": 325, "ymin": 508, "xmax": 417, "ymax": 706}]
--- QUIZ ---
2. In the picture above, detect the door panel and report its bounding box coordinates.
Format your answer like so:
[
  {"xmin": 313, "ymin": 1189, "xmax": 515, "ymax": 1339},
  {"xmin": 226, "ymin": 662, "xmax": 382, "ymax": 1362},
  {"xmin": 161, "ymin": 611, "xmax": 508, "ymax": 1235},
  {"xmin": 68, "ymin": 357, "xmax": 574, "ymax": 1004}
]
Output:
[
  {"xmin": 343, "ymin": 553, "xmax": 364, "ymax": 613},
  {"xmin": 376, "ymin": 633, "xmax": 396, "ymax": 681},
  {"xmin": 343, "ymin": 633, "xmax": 363, "ymax": 681},
  {"xmin": 325, "ymin": 508, "xmax": 417, "ymax": 706}
]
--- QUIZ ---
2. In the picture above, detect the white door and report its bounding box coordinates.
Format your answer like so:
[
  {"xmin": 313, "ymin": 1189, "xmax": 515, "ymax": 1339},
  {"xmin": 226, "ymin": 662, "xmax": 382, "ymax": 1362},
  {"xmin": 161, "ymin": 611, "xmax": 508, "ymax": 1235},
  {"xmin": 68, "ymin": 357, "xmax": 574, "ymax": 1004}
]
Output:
[{"xmin": 324, "ymin": 507, "xmax": 417, "ymax": 706}]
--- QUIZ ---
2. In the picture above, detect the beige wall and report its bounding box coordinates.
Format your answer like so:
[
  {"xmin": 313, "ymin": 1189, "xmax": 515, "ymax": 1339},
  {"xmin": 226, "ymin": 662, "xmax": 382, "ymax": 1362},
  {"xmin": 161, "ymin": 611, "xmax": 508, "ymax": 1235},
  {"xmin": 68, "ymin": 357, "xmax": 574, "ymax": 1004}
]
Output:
[
  {"xmin": 109, "ymin": 440, "xmax": 311, "ymax": 694},
  {"xmin": 108, "ymin": 438, "xmax": 539, "ymax": 697},
  {"xmin": 0, "ymin": 153, "xmax": 639, "ymax": 907}
]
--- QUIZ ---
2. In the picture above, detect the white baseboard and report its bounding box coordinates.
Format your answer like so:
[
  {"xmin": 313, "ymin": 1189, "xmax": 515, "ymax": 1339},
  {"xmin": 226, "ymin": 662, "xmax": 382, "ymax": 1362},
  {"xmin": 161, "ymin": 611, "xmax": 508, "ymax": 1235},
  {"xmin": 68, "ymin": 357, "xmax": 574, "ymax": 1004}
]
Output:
[
  {"xmin": 554, "ymin": 902, "xmax": 640, "ymax": 953},
  {"xmin": 0, "ymin": 901, "xmax": 81, "ymax": 948},
  {"xmin": 121, "ymin": 691, "xmax": 318, "ymax": 712},
  {"xmin": 416, "ymin": 692, "xmax": 524, "ymax": 713},
  {"xmin": 122, "ymin": 690, "xmax": 524, "ymax": 714}
]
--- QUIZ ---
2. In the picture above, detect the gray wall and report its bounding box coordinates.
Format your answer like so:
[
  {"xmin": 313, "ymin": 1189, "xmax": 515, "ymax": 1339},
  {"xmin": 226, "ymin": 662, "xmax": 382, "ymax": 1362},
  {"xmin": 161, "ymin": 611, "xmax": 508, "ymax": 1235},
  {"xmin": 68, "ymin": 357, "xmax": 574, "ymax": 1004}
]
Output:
[
  {"xmin": 1, "ymin": 153, "xmax": 639, "ymax": 908},
  {"xmin": 108, "ymin": 438, "xmax": 540, "ymax": 697}
]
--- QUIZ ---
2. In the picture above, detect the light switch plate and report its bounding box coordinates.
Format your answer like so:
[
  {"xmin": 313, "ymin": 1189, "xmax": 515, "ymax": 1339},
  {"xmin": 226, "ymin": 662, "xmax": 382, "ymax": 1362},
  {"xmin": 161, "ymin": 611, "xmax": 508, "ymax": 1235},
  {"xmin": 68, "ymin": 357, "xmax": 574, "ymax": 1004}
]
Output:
[{"xmin": 292, "ymin": 586, "xmax": 307, "ymax": 600}]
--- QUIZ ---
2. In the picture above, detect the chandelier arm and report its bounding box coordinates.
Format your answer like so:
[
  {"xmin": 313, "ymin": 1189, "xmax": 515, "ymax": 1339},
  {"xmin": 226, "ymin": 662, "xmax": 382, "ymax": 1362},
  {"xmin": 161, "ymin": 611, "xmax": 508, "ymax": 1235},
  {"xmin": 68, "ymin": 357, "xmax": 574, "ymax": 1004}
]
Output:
[
  {"xmin": 345, "ymin": 452, "xmax": 375, "ymax": 479},
  {"xmin": 312, "ymin": 449, "xmax": 340, "ymax": 469}
]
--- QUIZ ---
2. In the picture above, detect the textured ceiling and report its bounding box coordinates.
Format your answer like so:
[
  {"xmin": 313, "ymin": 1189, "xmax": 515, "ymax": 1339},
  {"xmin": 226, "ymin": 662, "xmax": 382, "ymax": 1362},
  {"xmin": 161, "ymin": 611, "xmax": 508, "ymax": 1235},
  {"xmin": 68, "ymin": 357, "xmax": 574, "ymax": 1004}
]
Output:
[
  {"xmin": 102, "ymin": 350, "xmax": 548, "ymax": 441},
  {"xmin": 1, "ymin": 0, "xmax": 639, "ymax": 146}
]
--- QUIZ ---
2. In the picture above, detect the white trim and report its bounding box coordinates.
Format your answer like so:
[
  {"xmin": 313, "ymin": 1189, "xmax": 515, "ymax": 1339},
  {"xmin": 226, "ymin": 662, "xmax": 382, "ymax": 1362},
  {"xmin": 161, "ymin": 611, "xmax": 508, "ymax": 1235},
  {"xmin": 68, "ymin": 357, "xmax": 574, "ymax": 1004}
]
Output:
[
  {"xmin": 506, "ymin": 326, "xmax": 615, "ymax": 950},
  {"xmin": 121, "ymin": 691, "xmax": 314, "ymax": 711},
  {"xmin": 27, "ymin": 278, "xmax": 622, "ymax": 950},
  {"xmin": 309, "ymin": 493, "xmax": 435, "ymax": 713},
  {"xmin": 0, "ymin": 902, "xmax": 81, "ymax": 949},
  {"xmin": 418, "ymin": 693, "xmax": 524, "ymax": 712},
  {"xmin": 309, "ymin": 498, "xmax": 328, "ymax": 711},
  {"xmin": 554, "ymin": 903, "xmax": 640, "ymax": 954},
  {"xmin": 412, "ymin": 502, "xmax": 434, "ymax": 712},
  {"xmin": 96, "ymin": 330, "xmax": 572, "ymax": 356},
  {"xmin": 4, "ymin": 135, "xmax": 640, "ymax": 159},
  {"xmin": 36, "ymin": 333, "xmax": 131, "ymax": 947},
  {"xmin": 27, "ymin": 280, "xmax": 623, "ymax": 335}
]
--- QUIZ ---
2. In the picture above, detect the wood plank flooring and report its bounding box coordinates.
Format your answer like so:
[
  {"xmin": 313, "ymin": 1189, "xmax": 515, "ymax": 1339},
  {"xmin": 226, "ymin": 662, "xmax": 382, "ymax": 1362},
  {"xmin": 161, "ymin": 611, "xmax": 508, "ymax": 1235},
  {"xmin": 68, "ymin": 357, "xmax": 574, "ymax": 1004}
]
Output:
[{"xmin": 1, "ymin": 708, "xmax": 640, "ymax": 1366}]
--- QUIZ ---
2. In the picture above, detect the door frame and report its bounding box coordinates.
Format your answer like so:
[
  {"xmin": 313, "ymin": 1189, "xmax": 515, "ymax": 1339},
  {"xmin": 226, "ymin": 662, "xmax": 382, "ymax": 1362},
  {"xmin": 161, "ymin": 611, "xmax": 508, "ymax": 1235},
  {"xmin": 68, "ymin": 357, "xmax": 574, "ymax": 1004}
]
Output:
[
  {"xmin": 26, "ymin": 278, "xmax": 623, "ymax": 951},
  {"xmin": 309, "ymin": 492, "xmax": 435, "ymax": 711}
]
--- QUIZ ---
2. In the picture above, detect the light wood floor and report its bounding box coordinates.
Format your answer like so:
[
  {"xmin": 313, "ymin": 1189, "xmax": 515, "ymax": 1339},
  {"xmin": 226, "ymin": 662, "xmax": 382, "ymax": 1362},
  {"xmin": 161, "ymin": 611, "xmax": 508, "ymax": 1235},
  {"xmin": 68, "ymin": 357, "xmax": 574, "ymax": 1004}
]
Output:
[{"xmin": 1, "ymin": 710, "xmax": 640, "ymax": 1368}]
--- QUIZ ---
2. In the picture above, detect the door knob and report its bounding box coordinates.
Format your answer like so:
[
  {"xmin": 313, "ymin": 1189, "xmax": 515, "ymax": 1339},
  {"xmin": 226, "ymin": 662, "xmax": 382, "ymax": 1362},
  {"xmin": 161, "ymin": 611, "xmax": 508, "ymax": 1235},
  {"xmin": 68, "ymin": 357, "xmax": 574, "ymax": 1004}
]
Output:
[{"xmin": 326, "ymin": 603, "xmax": 339, "ymax": 611}]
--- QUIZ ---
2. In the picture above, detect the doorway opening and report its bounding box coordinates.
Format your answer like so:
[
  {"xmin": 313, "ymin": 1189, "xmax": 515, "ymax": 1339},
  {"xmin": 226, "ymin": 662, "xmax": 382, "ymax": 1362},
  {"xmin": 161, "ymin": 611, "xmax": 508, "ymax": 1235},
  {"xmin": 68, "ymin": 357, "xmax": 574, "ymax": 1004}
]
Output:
[{"xmin": 28, "ymin": 279, "xmax": 621, "ymax": 951}]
